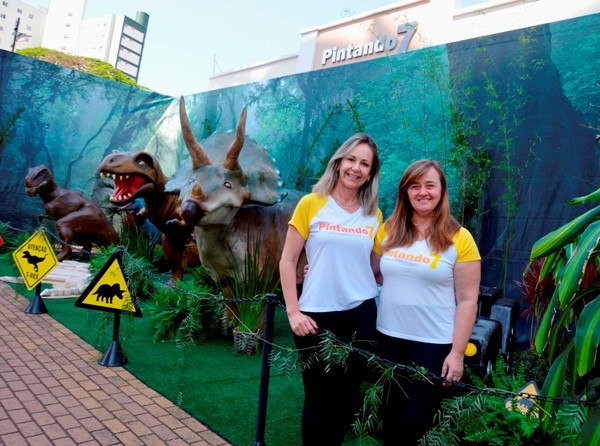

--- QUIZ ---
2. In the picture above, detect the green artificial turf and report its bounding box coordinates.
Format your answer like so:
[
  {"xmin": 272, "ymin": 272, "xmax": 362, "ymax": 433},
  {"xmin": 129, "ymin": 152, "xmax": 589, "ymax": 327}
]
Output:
[
  {"xmin": 2, "ymin": 253, "xmax": 378, "ymax": 446},
  {"xmin": 31, "ymin": 294, "xmax": 304, "ymax": 446}
]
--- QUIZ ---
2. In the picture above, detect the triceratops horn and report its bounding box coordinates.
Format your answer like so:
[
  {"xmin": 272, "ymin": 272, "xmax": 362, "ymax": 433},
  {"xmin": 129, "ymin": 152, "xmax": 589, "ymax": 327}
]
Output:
[
  {"xmin": 224, "ymin": 107, "xmax": 247, "ymax": 171},
  {"xmin": 179, "ymin": 96, "xmax": 211, "ymax": 169},
  {"xmin": 190, "ymin": 181, "xmax": 204, "ymax": 200}
]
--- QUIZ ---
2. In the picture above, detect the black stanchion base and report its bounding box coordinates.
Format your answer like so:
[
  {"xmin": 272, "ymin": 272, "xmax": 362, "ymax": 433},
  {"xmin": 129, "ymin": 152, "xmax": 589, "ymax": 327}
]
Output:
[
  {"xmin": 25, "ymin": 294, "xmax": 48, "ymax": 314},
  {"xmin": 99, "ymin": 341, "xmax": 127, "ymax": 367}
]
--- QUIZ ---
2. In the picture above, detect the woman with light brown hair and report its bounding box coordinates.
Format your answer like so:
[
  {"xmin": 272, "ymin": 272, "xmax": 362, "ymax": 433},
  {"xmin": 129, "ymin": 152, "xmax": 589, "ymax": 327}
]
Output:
[{"xmin": 373, "ymin": 159, "xmax": 481, "ymax": 445}]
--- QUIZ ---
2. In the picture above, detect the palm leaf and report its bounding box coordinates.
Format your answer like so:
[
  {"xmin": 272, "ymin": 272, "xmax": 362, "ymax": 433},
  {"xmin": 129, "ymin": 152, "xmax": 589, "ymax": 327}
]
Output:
[
  {"xmin": 531, "ymin": 205, "xmax": 600, "ymax": 260},
  {"xmin": 557, "ymin": 221, "xmax": 600, "ymax": 307},
  {"xmin": 574, "ymin": 296, "xmax": 600, "ymax": 376},
  {"xmin": 540, "ymin": 341, "xmax": 573, "ymax": 431},
  {"xmin": 568, "ymin": 186, "xmax": 600, "ymax": 205},
  {"xmin": 534, "ymin": 287, "xmax": 560, "ymax": 354},
  {"xmin": 580, "ymin": 407, "xmax": 600, "ymax": 446}
]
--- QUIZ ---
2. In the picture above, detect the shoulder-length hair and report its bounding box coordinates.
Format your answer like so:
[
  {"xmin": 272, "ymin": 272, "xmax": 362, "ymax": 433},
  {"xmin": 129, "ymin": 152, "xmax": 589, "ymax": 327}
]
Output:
[
  {"xmin": 312, "ymin": 133, "xmax": 380, "ymax": 215},
  {"xmin": 383, "ymin": 159, "xmax": 460, "ymax": 253}
]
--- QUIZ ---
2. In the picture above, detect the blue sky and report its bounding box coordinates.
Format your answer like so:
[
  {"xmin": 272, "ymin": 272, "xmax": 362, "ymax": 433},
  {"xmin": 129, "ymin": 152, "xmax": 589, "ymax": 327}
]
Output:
[{"xmin": 27, "ymin": 1, "xmax": 397, "ymax": 96}]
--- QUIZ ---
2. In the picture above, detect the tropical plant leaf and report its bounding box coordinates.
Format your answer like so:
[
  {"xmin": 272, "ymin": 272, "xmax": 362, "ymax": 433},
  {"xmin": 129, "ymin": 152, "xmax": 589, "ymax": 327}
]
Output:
[
  {"xmin": 568, "ymin": 186, "xmax": 600, "ymax": 205},
  {"xmin": 538, "ymin": 250, "xmax": 562, "ymax": 284},
  {"xmin": 574, "ymin": 296, "xmax": 600, "ymax": 376},
  {"xmin": 531, "ymin": 205, "xmax": 600, "ymax": 260},
  {"xmin": 557, "ymin": 221, "xmax": 600, "ymax": 307},
  {"xmin": 534, "ymin": 287, "xmax": 560, "ymax": 354},
  {"xmin": 540, "ymin": 341, "xmax": 573, "ymax": 431},
  {"xmin": 580, "ymin": 407, "xmax": 600, "ymax": 446}
]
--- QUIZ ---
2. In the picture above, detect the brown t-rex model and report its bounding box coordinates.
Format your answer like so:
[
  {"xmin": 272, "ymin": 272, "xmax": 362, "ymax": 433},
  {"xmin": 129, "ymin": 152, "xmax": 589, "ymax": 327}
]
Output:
[
  {"xmin": 98, "ymin": 150, "xmax": 197, "ymax": 282},
  {"xmin": 25, "ymin": 165, "xmax": 119, "ymax": 261}
]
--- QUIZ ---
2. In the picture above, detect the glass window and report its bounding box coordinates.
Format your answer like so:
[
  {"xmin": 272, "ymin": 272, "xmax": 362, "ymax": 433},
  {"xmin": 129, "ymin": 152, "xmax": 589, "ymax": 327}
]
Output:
[{"xmin": 457, "ymin": 0, "xmax": 491, "ymax": 6}]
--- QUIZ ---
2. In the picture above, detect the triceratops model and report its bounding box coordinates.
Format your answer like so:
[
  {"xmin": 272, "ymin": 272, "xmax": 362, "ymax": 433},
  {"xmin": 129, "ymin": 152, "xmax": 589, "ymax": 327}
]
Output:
[
  {"xmin": 166, "ymin": 97, "xmax": 306, "ymax": 299},
  {"xmin": 25, "ymin": 165, "xmax": 119, "ymax": 261},
  {"xmin": 98, "ymin": 150, "xmax": 197, "ymax": 282}
]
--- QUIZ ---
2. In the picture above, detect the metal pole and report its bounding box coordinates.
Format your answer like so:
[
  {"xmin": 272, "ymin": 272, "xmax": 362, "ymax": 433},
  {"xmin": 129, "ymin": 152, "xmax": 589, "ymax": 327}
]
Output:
[
  {"xmin": 11, "ymin": 18, "xmax": 20, "ymax": 52},
  {"xmin": 253, "ymin": 293, "xmax": 277, "ymax": 446}
]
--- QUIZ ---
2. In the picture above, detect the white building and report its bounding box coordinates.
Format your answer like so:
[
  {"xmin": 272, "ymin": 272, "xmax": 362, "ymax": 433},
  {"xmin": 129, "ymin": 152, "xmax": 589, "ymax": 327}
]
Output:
[
  {"xmin": 0, "ymin": 0, "xmax": 45, "ymax": 51},
  {"xmin": 208, "ymin": 0, "xmax": 600, "ymax": 91},
  {"xmin": 0, "ymin": 0, "xmax": 148, "ymax": 81}
]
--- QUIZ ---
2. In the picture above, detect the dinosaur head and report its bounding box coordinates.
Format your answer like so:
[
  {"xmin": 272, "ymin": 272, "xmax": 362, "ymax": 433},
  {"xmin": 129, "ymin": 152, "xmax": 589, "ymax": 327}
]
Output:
[
  {"xmin": 25, "ymin": 165, "xmax": 56, "ymax": 196},
  {"xmin": 98, "ymin": 151, "xmax": 167, "ymax": 205},
  {"xmin": 166, "ymin": 97, "xmax": 287, "ymax": 228}
]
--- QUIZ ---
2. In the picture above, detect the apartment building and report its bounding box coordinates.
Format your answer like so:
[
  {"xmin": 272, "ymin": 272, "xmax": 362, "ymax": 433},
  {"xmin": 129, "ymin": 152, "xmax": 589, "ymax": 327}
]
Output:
[{"xmin": 0, "ymin": 0, "xmax": 148, "ymax": 81}]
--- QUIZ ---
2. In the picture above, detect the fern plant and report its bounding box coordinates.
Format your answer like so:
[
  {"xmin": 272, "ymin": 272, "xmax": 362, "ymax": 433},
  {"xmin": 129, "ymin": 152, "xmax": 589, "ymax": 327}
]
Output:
[
  {"xmin": 420, "ymin": 356, "xmax": 585, "ymax": 445},
  {"xmin": 147, "ymin": 275, "xmax": 221, "ymax": 345}
]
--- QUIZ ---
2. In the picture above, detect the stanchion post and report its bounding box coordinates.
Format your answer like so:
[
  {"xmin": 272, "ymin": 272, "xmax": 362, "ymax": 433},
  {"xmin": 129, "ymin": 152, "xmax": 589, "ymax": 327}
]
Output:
[
  {"xmin": 24, "ymin": 283, "xmax": 48, "ymax": 314},
  {"xmin": 99, "ymin": 312, "xmax": 127, "ymax": 367},
  {"xmin": 254, "ymin": 293, "xmax": 277, "ymax": 446}
]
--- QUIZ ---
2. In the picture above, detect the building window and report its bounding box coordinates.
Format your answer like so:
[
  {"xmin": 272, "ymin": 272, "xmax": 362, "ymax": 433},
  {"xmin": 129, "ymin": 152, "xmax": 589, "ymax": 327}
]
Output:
[
  {"xmin": 17, "ymin": 8, "xmax": 22, "ymax": 13},
  {"xmin": 456, "ymin": 0, "xmax": 491, "ymax": 6},
  {"xmin": 66, "ymin": 23, "xmax": 71, "ymax": 27},
  {"xmin": 1, "ymin": 2, "xmax": 7, "ymax": 6},
  {"xmin": 29, "ymin": 14, "xmax": 33, "ymax": 19},
  {"xmin": 0, "ymin": 13, "xmax": 5, "ymax": 19},
  {"xmin": 67, "ymin": 12, "xmax": 73, "ymax": 16}
]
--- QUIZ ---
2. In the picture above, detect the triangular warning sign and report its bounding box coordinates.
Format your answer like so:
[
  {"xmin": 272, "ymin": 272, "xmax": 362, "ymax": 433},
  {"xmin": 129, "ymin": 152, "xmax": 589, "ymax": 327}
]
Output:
[{"xmin": 75, "ymin": 249, "xmax": 142, "ymax": 317}]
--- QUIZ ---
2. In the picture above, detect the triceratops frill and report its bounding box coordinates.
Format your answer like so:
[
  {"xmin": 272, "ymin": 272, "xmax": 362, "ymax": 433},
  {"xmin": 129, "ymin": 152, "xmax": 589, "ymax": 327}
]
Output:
[{"xmin": 166, "ymin": 97, "xmax": 305, "ymax": 303}]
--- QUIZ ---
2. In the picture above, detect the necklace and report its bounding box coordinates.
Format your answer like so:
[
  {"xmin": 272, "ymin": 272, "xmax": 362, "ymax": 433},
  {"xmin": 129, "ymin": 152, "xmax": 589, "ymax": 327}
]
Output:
[
  {"xmin": 331, "ymin": 193, "xmax": 359, "ymax": 210},
  {"xmin": 412, "ymin": 222, "xmax": 431, "ymax": 238}
]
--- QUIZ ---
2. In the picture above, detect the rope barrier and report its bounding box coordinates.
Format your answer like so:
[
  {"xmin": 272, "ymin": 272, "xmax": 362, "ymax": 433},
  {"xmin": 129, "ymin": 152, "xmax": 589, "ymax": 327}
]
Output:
[{"xmin": 4, "ymin": 223, "xmax": 599, "ymax": 410}]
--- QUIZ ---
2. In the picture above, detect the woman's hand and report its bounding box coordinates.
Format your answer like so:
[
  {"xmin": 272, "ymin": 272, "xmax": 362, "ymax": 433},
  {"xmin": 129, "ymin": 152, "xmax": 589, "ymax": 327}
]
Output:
[
  {"xmin": 287, "ymin": 310, "xmax": 318, "ymax": 336},
  {"xmin": 441, "ymin": 350, "xmax": 464, "ymax": 387}
]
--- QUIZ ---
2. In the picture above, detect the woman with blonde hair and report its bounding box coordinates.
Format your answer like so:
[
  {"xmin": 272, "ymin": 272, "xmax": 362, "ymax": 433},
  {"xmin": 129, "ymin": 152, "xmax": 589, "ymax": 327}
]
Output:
[{"xmin": 280, "ymin": 133, "xmax": 382, "ymax": 445}]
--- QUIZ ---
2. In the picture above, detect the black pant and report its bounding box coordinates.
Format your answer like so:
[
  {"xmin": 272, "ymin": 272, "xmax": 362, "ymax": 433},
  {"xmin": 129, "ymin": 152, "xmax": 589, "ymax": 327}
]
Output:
[
  {"xmin": 293, "ymin": 298, "xmax": 377, "ymax": 446},
  {"xmin": 377, "ymin": 333, "xmax": 452, "ymax": 446}
]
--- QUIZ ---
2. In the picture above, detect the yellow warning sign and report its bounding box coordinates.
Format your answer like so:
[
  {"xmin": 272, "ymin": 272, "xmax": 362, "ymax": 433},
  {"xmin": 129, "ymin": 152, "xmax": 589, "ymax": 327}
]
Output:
[
  {"xmin": 12, "ymin": 231, "xmax": 58, "ymax": 290},
  {"xmin": 75, "ymin": 250, "xmax": 142, "ymax": 317},
  {"xmin": 505, "ymin": 381, "xmax": 540, "ymax": 416}
]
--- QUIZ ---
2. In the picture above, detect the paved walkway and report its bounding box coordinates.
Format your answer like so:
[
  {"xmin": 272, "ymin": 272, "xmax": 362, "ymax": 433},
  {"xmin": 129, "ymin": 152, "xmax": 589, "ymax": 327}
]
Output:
[{"xmin": 0, "ymin": 281, "xmax": 231, "ymax": 446}]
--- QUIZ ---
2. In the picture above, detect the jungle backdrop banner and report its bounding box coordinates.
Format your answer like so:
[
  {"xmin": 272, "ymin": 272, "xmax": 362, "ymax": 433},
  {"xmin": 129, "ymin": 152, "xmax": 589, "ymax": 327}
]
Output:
[{"xmin": 0, "ymin": 12, "xmax": 598, "ymax": 315}]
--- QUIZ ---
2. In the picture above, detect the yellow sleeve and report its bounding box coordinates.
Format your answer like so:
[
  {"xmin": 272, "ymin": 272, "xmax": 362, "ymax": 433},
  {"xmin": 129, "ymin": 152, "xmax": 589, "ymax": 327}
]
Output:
[
  {"xmin": 288, "ymin": 193, "xmax": 328, "ymax": 240},
  {"xmin": 453, "ymin": 227, "xmax": 481, "ymax": 262},
  {"xmin": 373, "ymin": 223, "xmax": 388, "ymax": 256}
]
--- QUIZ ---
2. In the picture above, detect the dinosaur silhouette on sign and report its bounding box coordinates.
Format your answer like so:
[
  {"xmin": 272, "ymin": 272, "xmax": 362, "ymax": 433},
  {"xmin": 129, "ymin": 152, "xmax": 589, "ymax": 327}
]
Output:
[
  {"xmin": 22, "ymin": 250, "xmax": 46, "ymax": 272},
  {"xmin": 94, "ymin": 283, "xmax": 124, "ymax": 305}
]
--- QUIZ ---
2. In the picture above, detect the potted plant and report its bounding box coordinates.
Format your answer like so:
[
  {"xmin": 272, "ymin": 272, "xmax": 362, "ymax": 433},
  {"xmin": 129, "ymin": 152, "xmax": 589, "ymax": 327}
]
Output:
[{"xmin": 226, "ymin": 236, "xmax": 279, "ymax": 354}]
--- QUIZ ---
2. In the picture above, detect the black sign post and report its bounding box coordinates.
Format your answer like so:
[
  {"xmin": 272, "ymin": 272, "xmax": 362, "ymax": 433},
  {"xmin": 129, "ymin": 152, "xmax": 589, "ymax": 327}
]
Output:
[
  {"xmin": 24, "ymin": 283, "xmax": 48, "ymax": 315},
  {"xmin": 99, "ymin": 313, "xmax": 127, "ymax": 367}
]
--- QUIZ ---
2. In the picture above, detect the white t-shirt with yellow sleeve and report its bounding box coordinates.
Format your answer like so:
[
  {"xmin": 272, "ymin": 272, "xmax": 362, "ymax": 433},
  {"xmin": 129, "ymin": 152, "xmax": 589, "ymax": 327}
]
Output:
[
  {"xmin": 289, "ymin": 193, "xmax": 382, "ymax": 312},
  {"xmin": 375, "ymin": 225, "xmax": 480, "ymax": 343}
]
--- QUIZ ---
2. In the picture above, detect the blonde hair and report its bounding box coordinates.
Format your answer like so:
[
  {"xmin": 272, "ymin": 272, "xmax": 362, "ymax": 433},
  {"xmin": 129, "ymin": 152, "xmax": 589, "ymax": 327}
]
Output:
[
  {"xmin": 383, "ymin": 159, "xmax": 460, "ymax": 253},
  {"xmin": 312, "ymin": 133, "xmax": 380, "ymax": 215}
]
